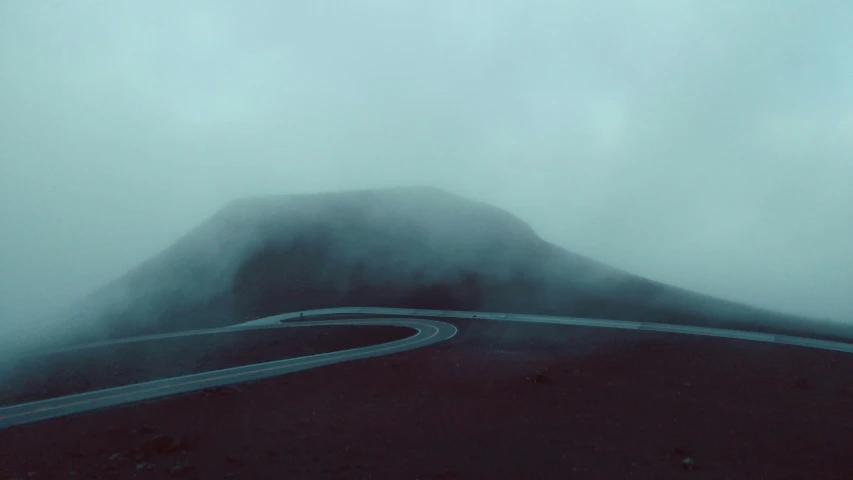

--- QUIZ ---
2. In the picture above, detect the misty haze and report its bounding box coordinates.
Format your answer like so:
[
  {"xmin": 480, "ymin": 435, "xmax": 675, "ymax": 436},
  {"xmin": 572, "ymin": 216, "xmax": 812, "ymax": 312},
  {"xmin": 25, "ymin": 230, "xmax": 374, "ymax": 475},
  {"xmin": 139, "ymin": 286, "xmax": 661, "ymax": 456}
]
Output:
[
  {"xmin": 1, "ymin": 1, "xmax": 853, "ymax": 478},
  {"xmin": 2, "ymin": 0, "xmax": 851, "ymax": 341}
]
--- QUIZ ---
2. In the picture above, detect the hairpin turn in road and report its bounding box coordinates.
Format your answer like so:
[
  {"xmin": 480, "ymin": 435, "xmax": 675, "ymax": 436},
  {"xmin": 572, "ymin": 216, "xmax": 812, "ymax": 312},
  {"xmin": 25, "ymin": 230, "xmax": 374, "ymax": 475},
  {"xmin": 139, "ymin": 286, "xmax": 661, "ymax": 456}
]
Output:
[{"xmin": 3, "ymin": 306, "xmax": 853, "ymax": 430}]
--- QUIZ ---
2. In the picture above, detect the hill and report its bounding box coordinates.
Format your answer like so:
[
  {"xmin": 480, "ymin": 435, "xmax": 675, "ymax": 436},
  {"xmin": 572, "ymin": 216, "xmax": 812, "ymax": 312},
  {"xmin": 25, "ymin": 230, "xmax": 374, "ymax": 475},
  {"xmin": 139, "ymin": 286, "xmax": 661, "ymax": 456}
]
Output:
[{"xmin": 40, "ymin": 186, "xmax": 849, "ymax": 347}]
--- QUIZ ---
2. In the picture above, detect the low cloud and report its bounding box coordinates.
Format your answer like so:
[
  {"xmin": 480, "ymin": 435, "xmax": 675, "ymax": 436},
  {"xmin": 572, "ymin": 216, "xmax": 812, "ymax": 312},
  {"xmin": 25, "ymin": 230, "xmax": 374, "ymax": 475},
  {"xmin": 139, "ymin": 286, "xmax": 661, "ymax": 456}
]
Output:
[{"xmin": 1, "ymin": 0, "xmax": 850, "ymax": 340}]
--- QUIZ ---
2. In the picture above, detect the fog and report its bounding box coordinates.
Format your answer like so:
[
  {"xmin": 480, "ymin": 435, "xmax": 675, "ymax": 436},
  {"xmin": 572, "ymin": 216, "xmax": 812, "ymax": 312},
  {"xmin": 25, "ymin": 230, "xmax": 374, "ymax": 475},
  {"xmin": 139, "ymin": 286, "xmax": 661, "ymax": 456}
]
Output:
[{"xmin": 1, "ymin": 0, "xmax": 851, "ymax": 338}]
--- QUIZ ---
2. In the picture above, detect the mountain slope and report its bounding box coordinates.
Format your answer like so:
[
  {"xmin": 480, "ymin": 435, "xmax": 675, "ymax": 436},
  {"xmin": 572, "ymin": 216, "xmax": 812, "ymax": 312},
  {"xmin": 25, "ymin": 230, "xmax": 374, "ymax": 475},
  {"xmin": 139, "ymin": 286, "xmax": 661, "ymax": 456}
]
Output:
[{"xmin": 57, "ymin": 186, "xmax": 845, "ymax": 345}]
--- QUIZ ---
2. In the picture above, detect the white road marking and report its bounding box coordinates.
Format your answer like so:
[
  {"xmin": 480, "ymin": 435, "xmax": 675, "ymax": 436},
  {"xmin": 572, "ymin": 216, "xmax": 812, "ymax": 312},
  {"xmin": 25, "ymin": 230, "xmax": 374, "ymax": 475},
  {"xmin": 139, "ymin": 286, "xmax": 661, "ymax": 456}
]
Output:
[{"xmin": 2, "ymin": 306, "xmax": 851, "ymax": 429}]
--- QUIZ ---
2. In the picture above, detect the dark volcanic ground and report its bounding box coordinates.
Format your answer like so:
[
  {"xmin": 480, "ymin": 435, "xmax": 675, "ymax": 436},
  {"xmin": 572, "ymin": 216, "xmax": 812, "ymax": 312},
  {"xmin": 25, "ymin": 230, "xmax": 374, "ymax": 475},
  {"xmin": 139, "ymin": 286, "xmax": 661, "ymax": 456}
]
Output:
[{"xmin": 2, "ymin": 320, "xmax": 853, "ymax": 479}]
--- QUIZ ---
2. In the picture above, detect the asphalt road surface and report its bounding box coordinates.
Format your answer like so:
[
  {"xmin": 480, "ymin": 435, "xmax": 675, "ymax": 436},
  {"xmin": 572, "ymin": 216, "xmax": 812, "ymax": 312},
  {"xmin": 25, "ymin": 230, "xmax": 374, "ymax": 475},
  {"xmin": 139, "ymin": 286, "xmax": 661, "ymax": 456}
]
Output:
[
  {"xmin": 0, "ymin": 317, "xmax": 456, "ymax": 429},
  {"xmin": 2, "ymin": 306, "xmax": 853, "ymax": 430}
]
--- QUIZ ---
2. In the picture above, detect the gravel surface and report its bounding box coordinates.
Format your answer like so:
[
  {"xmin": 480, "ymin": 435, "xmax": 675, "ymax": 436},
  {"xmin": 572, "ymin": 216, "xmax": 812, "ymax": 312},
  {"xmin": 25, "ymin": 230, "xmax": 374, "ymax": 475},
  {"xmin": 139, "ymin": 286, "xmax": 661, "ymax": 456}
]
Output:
[{"xmin": 2, "ymin": 321, "xmax": 853, "ymax": 479}]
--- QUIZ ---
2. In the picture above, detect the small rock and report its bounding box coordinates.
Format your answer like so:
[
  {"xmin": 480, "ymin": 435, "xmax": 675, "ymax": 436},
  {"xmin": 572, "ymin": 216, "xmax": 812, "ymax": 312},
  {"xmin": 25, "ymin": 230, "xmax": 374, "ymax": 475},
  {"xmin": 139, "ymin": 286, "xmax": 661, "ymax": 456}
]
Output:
[
  {"xmin": 108, "ymin": 453, "xmax": 125, "ymax": 462},
  {"xmin": 682, "ymin": 457, "xmax": 695, "ymax": 471},
  {"xmin": 169, "ymin": 463, "xmax": 195, "ymax": 477},
  {"xmin": 136, "ymin": 462, "xmax": 156, "ymax": 471}
]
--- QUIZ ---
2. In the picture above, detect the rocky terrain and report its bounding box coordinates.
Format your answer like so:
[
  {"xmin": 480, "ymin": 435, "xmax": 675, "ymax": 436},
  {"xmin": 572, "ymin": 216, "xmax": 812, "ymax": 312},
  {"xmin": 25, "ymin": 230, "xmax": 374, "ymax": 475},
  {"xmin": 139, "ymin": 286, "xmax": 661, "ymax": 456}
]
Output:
[{"xmin": 2, "ymin": 318, "xmax": 852, "ymax": 479}]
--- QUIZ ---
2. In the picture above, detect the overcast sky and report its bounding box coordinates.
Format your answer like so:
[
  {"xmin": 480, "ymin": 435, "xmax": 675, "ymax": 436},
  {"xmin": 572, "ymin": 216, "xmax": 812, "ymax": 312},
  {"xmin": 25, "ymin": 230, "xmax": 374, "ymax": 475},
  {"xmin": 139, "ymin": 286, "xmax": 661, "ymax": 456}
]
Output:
[{"xmin": 1, "ymin": 0, "xmax": 851, "ymax": 330}]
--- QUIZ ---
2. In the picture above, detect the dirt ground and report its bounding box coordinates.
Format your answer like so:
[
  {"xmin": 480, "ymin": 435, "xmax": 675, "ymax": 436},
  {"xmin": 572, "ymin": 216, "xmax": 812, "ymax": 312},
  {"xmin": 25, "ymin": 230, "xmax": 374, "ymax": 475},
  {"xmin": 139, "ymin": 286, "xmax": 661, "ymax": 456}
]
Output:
[{"xmin": 2, "ymin": 320, "xmax": 852, "ymax": 479}]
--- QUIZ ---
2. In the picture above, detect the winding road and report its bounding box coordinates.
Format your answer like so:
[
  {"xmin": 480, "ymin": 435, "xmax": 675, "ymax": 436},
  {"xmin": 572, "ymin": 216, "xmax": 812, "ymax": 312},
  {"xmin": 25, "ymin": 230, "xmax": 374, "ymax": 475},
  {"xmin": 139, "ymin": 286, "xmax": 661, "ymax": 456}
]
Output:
[{"xmin": 2, "ymin": 306, "xmax": 853, "ymax": 430}]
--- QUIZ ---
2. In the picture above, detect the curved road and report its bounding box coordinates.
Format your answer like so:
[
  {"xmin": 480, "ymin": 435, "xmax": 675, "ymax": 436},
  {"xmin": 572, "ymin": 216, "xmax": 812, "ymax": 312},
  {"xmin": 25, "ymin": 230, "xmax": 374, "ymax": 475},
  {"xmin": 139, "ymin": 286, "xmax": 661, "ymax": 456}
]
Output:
[
  {"xmin": 3, "ymin": 306, "xmax": 853, "ymax": 429},
  {"xmin": 0, "ymin": 317, "xmax": 456, "ymax": 429}
]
